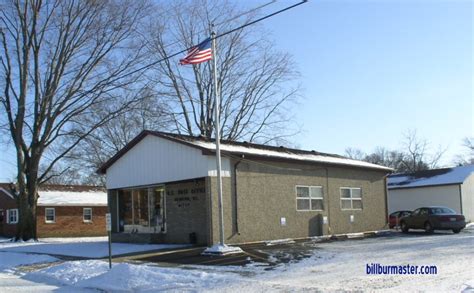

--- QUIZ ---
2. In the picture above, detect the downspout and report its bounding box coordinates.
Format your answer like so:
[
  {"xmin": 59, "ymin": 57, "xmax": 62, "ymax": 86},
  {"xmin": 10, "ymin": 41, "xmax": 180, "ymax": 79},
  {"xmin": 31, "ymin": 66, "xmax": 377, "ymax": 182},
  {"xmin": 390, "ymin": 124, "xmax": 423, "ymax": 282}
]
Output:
[
  {"xmin": 384, "ymin": 175, "xmax": 389, "ymax": 227},
  {"xmin": 233, "ymin": 155, "xmax": 244, "ymax": 235},
  {"xmin": 458, "ymin": 184, "xmax": 463, "ymax": 214},
  {"xmin": 325, "ymin": 167, "xmax": 332, "ymax": 235}
]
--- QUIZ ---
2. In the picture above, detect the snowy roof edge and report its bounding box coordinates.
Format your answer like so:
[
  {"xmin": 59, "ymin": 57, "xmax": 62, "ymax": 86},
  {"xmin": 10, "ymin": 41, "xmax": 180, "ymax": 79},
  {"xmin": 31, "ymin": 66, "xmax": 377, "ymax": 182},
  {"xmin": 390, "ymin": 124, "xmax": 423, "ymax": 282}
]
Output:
[
  {"xmin": 387, "ymin": 165, "xmax": 474, "ymax": 190},
  {"xmin": 98, "ymin": 130, "xmax": 393, "ymax": 173}
]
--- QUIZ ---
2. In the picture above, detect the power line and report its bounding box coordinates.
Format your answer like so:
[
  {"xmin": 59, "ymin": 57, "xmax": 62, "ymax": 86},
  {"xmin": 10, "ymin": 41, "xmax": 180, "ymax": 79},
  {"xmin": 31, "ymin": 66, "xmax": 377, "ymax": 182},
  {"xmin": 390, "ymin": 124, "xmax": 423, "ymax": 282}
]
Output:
[
  {"xmin": 215, "ymin": 0, "xmax": 307, "ymax": 39},
  {"xmin": 158, "ymin": 0, "xmax": 278, "ymax": 52},
  {"xmin": 120, "ymin": 0, "xmax": 307, "ymax": 80},
  {"xmin": 214, "ymin": 0, "xmax": 278, "ymax": 27}
]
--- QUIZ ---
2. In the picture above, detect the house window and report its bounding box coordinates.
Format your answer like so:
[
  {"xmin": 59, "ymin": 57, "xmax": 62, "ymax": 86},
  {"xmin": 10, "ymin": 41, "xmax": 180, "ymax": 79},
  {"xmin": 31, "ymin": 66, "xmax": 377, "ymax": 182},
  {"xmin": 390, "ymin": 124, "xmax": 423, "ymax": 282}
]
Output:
[
  {"xmin": 83, "ymin": 208, "xmax": 92, "ymax": 222},
  {"xmin": 296, "ymin": 186, "xmax": 324, "ymax": 211},
  {"xmin": 340, "ymin": 187, "xmax": 362, "ymax": 210},
  {"xmin": 45, "ymin": 208, "xmax": 55, "ymax": 223},
  {"xmin": 7, "ymin": 209, "xmax": 18, "ymax": 224}
]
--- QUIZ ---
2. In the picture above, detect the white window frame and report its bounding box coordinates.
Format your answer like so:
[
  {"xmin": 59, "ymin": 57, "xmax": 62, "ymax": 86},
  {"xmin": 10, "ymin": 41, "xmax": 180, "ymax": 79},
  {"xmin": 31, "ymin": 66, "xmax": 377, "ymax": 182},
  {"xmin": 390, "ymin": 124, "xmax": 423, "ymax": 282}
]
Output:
[
  {"xmin": 83, "ymin": 208, "xmax": 92, "ymax": 223},
  {"xmin": 296, "ymin": 185, "xmax": 324, "ymax": 211},
  {"xmin": 340, "ymin": 187, "xmax": 363, "ymax": 210},
  {"xmin": 7, "ymin": 209, "xmax": 19, "ymax": 224},
  {"xmin": 45, "ymin": 208, "xmax": 55, "ymax": 223}
]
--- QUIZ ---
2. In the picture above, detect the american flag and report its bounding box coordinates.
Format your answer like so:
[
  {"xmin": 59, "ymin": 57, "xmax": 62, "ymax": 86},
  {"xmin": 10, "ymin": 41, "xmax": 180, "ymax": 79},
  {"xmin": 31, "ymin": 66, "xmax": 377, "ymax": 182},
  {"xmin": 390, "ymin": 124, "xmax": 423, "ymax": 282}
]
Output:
[{"xmin": 179, "ymin": 38, "xmax": 212, "ymax": 65}]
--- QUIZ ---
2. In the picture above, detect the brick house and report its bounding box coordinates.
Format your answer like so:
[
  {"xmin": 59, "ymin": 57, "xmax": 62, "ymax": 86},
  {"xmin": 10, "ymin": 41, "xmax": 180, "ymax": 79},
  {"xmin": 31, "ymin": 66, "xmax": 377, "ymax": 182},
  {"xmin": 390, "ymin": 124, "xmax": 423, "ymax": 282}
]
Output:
[
  {"xmin": 98, "ymin": 131, "xmax": 392, "ymax": 246},
  {"xmin": 0, "ymin": 183, "xmax": 107, "ymax": 238}
]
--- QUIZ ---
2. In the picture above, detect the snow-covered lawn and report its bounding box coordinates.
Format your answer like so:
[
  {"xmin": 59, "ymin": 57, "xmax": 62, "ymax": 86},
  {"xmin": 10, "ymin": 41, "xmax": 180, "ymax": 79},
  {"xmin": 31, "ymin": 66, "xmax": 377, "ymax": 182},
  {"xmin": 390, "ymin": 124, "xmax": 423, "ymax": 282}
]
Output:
[
  {"xmin": 1, "ymin": 229, "xmax": 473, "ymax": 292},
  {"xmin": 0, "ymin": 252, "xmax": 58, "ymax": 273},
  {"xmin": 0, "ymin": 236, "xmax": 187, "ymax": 258}
]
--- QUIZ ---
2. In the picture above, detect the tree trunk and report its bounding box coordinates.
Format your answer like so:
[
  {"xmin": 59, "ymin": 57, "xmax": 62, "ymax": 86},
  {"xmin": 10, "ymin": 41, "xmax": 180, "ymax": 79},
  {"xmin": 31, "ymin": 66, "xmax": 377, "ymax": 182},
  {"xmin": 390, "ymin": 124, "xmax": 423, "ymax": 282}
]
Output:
[
  {"xmin": 16, "ymin": 191, "xmax": 37, "ymax": 241},
  {"xmin": 16, "ymin": 171, "xmax": 39, "ymax": 241}
]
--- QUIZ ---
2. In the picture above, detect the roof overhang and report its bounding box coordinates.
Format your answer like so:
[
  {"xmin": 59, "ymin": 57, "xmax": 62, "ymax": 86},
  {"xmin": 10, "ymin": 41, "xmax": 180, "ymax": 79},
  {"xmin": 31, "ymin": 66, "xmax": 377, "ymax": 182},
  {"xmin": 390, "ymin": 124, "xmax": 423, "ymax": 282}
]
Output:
[
  {"xmin": 97, "ymin": 130, "xmax": 394, "ymax": 174},
  {"xmin": 201, "ymin": 149, "xmax": 393, "ymax": 172},
  {"xmin": 0, "ymin": 187, "xmax": 15, "ymax": 199},
  {"xmin": 388, "ymin": 182, "xmax": 462, "ymax": 190}
]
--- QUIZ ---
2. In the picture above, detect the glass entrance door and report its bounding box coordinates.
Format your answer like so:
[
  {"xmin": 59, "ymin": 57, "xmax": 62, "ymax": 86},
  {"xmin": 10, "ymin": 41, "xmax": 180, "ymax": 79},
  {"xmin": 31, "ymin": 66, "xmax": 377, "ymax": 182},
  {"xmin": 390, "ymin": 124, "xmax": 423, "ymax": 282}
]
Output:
[
  {"xmin": 117, "ymin": 186, "xmax": 166, "ymax": 234},
  {"xmin": 150, "ymin": 187, "xmax": 165, "ymax": 233}
]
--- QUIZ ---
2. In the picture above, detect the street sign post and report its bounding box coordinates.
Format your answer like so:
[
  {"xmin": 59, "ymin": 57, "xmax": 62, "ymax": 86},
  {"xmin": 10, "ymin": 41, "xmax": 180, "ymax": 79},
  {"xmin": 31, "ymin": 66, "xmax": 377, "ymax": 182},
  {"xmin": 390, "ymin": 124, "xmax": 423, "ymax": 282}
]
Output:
[{"xmin": 106, "ymin": 213, "xmax": 112, "ymax": 269}]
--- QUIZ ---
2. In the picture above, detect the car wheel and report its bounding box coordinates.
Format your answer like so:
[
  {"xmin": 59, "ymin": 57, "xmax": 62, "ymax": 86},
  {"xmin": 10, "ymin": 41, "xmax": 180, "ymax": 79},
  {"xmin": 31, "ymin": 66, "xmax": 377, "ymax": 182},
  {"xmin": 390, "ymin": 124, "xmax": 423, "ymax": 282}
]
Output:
[
  {"xmin": 401, "ymin": 221, "xmax": 409, "ymax": 233},
  {"xmin": 424, "ymin": 222, "xmax": 434, "ymax": 233},
  {"xmin": 452, "ymin": 229, "xmax": 461, "ymax": 234}
]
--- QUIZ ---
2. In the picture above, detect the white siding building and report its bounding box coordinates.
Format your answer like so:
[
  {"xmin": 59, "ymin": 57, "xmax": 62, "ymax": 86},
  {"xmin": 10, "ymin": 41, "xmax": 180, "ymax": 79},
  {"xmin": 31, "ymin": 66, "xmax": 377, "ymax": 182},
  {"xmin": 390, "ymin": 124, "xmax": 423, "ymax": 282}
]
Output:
[
  {"xmin": 98, "ymin": 130, "xmax": 392, "ymax": 245},
  {"xmin": 388, "ymin": 165, "xmax": 474, "ymax": 222}
]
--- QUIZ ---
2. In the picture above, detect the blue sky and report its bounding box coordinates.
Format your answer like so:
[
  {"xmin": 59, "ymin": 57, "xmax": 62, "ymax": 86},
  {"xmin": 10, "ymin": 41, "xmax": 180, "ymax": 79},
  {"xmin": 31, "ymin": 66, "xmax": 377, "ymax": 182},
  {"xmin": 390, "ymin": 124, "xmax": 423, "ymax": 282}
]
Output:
[
  {"xmin": 0, "ymin": 0, "xmax": 472, "ymax": 181},
  {"xmin": 263, "ymin": 0, "xmax": 472, "ymax": 161}
]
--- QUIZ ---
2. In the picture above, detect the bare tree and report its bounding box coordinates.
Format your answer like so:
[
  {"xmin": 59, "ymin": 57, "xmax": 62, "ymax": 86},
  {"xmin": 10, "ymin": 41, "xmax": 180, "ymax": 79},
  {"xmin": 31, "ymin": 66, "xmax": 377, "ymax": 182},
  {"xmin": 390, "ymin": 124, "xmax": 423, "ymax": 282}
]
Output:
[
  {"xmin": 0, "ymin": 0, "xmax": 150, "ymax": 240},
  {"xmin": 401, "ymin": 130, "xmax": 445, "ymax": 172},
  {"xmin": 344, "ymin": 148, "xmax": 365, "ymax": 161},
  {"xmin": 144, "ymin": 0, "xmax": 300, "ymax": 144},
  {"xmin": 58, "ymin": 90, "xmax": 174, "ymax": 185},
  {"xmin": 345, "ymin": 147, "xmax": 406, "ymax": 171},
  {"xmin": 345, "ymin": 131, "xmax": 446, "ymax": 173},
  {"xmin": 453, "ymin": 137, "xmax": 474, "ymax": 166}
]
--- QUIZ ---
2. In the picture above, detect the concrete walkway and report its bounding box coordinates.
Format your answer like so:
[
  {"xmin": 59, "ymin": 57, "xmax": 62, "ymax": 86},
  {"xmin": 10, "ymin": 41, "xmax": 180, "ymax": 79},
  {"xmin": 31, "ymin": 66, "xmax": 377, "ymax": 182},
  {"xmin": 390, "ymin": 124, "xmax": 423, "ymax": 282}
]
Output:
[{"xmin": 0, "ymin": 273, "xmax": 58, "ymax": 293}]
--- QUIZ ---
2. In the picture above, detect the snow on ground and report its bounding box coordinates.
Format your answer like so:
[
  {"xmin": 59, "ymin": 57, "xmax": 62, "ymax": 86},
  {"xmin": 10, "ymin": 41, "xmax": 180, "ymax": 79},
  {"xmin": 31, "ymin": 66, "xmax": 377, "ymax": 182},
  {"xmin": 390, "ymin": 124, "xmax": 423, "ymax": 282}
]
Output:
[
  {"xmin": 0, "ymin": 237, "xmax": 187, "ymax": 258},
  {"xmin": 25, "ymin": 260, "xmax": 242, "ymax": 292},
  {"xmin": 227, "ymin": 232, "xmax": 474, "ymax": 293},
  {"xmin": 0, "ymin": 252, "xmax": 58, "ymax": 273},
  {"xmin": 0, "ymin": 250, "xmax": 61, "ymax": 292},
  {"xmin": 1, "ymin": 229, "xmax": 472, "ymax": 292},
  {"xmin": 0, "ymin": 273, "xmax": 61, "ymax": 293}
]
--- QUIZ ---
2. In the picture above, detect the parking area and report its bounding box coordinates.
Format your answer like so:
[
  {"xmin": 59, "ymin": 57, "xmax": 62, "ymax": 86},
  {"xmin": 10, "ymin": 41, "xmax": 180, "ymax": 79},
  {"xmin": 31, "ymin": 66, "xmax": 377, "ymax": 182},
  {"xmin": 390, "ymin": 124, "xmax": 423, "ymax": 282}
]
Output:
[
  {"xmin": 122, "ymin": 234, "xmax": 380, "ymax": 267},
  {"xmin": 125, "ymin": 241, "xmax": 313, "ymax": 267},
  {"xmin": 116, "ymin": 228, "xmax": 474, "ymax": 267}
]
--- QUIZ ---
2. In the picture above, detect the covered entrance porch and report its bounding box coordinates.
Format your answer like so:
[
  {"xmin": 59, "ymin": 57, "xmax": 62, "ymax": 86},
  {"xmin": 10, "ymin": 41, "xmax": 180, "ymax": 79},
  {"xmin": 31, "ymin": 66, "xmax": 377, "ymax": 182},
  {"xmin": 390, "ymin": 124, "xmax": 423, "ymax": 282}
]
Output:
[{"xmin": 108, "ymin": 178, "xmax": 210, "ymax": 245}]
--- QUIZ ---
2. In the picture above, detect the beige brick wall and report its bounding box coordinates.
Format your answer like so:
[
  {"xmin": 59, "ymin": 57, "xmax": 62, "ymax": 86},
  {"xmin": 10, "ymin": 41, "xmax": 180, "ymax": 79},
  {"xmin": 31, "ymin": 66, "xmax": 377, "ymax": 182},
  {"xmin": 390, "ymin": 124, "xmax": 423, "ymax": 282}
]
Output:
[
  {"xmin": 207, "ymin": 160, "xmax": 389, "ymax": 245},
  {"xmin": 164, "ymin": 179, "xmax": 209, "ymax": 245}
]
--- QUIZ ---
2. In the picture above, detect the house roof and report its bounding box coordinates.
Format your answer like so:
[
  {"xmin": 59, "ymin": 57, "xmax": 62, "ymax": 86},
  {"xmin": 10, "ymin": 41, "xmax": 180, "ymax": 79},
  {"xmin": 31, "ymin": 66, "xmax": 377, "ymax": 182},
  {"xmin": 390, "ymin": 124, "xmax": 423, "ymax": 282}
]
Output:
[
  {"xmin": 0, "ymin": 183, "xmax": 15, "ymax": 200},
  {"xmin": 37, "ymin": 185, "xmax": 107, "ymax": 206},
  {"xmin": 97, "ymin": 130, "xmax": 393, "ymax": 174},
  {"xmin": 0, "ymin": 183, "xmax": 107, "ymax": 206},
  {"xmin": 387, "ymin": 165, "xmax": 474, "ymax": 190}
]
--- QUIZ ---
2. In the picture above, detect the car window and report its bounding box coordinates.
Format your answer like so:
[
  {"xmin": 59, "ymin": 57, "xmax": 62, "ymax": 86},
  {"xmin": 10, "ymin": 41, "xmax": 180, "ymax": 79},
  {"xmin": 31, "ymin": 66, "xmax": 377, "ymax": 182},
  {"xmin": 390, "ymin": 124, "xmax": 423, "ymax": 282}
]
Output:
[
  {"xmin": 420, "ymin": 209, "xmax": 429, "ymax": 216},
  {"xmin": 401, "ymin": 211, "xmax": 411, "ymax": 217},
  {"xmin": 411, "ymin": 209, "xmax": 420, "ymax": 216},
  {"xmin": 430, "ymin": 207, "xmax": 456, "ymax": 215}
]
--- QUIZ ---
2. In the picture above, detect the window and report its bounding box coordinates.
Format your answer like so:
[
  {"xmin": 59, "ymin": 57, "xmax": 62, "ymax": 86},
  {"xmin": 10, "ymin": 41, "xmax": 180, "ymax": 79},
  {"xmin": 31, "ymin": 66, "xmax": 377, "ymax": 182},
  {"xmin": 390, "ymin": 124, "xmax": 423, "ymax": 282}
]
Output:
[
  {"xmin": 83, "ymin": 208, "xmax": 92, "ymax": 222},
  {"xmin": 430, "ymin": 207, "xmax": 455, "ymax": 215},
  {"xmin": 420, "ymin": 208, "xmax": 429, "ymax": 216},
  {"xmin": 296, "ymin": 186, "xmax": 324, "ymax": 211},
  {"xmin": 340, "ymin": 187, "xmax": 362, "ymax": 210},
  {"xmin": 401, "ymin": 211, "xmax": 411, "ymax": 217},
  {"xmin": 7, "ymin": 209, "xmax": 18, "ymax": 224},
  {"xmin": 45, "ymin": 208, "xmax": 55, "ymax": 223}
]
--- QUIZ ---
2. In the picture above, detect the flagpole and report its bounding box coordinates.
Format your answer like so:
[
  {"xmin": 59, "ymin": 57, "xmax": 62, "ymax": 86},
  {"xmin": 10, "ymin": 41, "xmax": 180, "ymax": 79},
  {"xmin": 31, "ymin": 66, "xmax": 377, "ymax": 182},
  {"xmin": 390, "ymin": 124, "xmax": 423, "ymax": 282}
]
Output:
[{"xmin": 211, "ymin": 25, "xmax": 225, "ymax": 246}]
